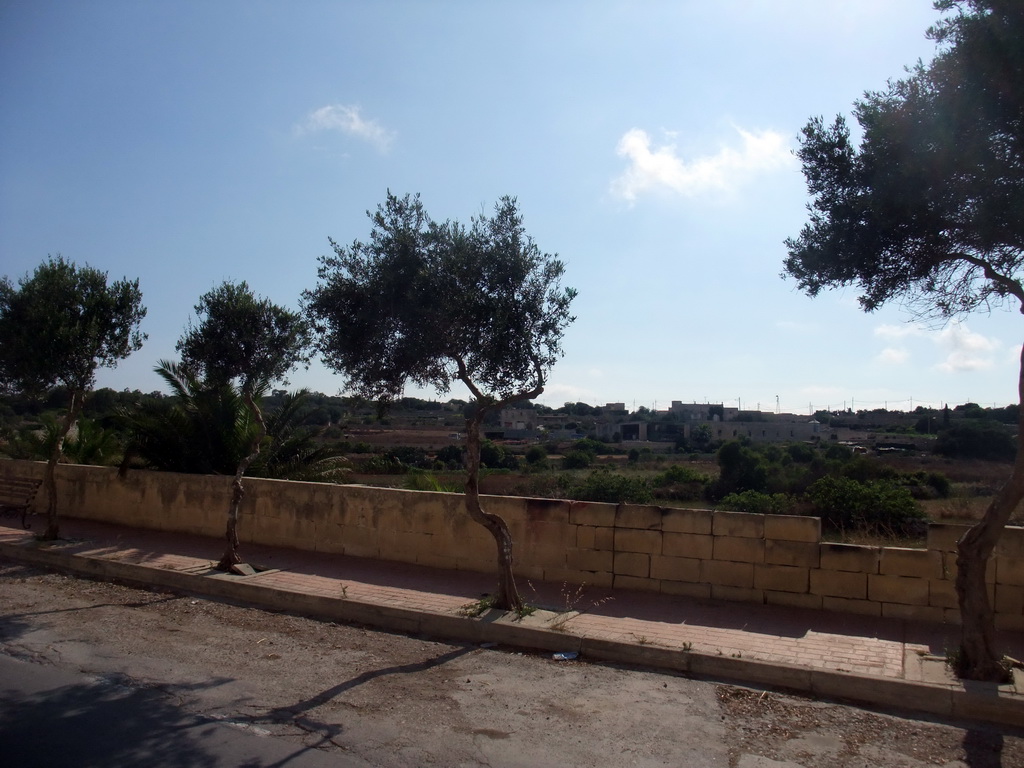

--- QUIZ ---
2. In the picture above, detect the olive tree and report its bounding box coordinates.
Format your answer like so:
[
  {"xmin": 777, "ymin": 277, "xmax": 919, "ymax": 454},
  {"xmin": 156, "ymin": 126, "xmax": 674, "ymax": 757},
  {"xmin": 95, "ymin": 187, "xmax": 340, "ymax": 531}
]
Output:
[
  {"xmin": 784, "ymin": 1, "xmax": 1023, "ymax": 679},
  {"xmin": 0, "ymin": 256, "xmax": 146, "ymax": 539},
  {"xmin": 177, "ymin": 281, "xmax": 312, "ymax": 570},
  {"xmin": 305, "ymin": 192, "xmax": 576, "ymax": 612}
]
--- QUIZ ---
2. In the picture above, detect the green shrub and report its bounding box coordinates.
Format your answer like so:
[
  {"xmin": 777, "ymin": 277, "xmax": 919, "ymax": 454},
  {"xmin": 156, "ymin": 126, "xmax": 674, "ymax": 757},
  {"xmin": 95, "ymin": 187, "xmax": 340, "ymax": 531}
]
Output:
[
  {"xmin": 718, "ymin": 491, "xmax": 795, "ymax": 516},
  {"xmin": 403, "ymin": 471, "xmax": 461, "ymax": 493},
  {"xmin": 654, "ymin": 464, "xmax": 710, "ymax": 486},
  {"xmin": 525, "ymin": 445, "xmax": 548, "ymax": 465},
  {"xmin": 562, "ymin": 449, "xmax": 594, "ymax": 469},
  {"xmin": 435, "ymin": 444, "xmax": 464, "ymax": 468},
  {"xmin": 805, "ymin": 475, "xmax": 924, "ymax": 536},
  {"xmin": 560, "ymin": 469, "xmax": 652, "ymax": 504}
]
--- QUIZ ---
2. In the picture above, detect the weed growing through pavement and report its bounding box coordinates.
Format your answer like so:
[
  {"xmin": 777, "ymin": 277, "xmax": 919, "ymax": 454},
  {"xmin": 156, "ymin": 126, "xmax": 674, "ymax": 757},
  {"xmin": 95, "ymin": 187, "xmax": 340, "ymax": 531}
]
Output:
[
  {"xmin": 458, "ymin": 594, "xmax": 536, "ymax": 620},
  {"xmin": 458, "ymin": 595, "xmax": 497, "ymax": 617}
]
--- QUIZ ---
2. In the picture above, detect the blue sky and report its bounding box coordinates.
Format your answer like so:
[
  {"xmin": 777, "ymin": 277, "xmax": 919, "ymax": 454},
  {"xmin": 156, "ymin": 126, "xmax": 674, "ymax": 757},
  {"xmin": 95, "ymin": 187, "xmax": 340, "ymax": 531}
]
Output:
[{"xmin": 2, "ymin": 1, "xmax": 1018, "ymax": 413}]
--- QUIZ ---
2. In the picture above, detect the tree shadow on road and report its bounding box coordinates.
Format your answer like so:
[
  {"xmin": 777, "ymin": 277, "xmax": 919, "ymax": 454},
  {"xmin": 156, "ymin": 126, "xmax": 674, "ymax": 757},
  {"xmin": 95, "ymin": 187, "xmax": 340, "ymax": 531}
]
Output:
[
  {"xmin": 248, "ymin": 644, "xmax": 475, "ymax": 755},
  {"xmin": 0, "ymin": 671, "xmax": 237, "ymax": 767},
  {"xmin": 963, "ymin": 727, "xmax": 1005, "ymax": 768}
]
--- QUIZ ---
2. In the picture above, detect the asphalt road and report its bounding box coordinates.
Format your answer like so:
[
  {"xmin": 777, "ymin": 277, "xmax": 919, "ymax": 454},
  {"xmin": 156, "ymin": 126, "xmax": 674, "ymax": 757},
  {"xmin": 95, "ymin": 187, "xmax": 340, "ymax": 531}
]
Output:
[
  {"xmin": 1, "ymin": 559, "xmax": 1021, "ymax": 767},
  {"xmin": 0, "ymin": 654, "xmax": 369, "ymax": 768}
]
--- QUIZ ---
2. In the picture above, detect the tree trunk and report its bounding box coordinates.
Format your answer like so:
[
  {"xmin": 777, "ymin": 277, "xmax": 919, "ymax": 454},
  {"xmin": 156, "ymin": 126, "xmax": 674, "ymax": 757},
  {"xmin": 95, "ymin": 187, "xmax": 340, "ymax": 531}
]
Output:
[
  {"xmin": 40, "ymin": 389, "xmax": 84, "ymax": 541},
  {"xmin": 463, "ymin": 409, "xmax": 524, "ymax": 614},
  {"xmin": 955, "ymin": 343, "xmax": 1024, "ymax": 681},
  {"xmin": 216, "ymin": 392, "xmax": 266, "ymax": 572}
]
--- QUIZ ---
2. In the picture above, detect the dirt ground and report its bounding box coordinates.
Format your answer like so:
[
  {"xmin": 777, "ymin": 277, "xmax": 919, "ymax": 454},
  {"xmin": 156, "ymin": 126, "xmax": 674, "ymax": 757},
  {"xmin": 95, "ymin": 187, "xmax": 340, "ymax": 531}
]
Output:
[{"xmin": 1, "ymin": 559, "xmax": 1022, "ymax": 767}]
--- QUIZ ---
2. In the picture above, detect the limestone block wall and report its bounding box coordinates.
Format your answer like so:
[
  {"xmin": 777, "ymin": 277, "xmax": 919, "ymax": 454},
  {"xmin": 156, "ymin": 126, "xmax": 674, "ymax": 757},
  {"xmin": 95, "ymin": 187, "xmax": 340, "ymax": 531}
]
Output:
[{"xmin": 3, "ymin": 459, "xmax": 1022, "ymax": 629}]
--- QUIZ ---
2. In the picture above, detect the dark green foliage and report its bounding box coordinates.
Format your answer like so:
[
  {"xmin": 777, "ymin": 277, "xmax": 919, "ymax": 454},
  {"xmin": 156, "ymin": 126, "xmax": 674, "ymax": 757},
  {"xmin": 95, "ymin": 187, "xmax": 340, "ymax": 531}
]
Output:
[
  {"xmin": 561, "ymin": 449, "xmax": 594, "ymax": 470},
  {"xmin": 824, "ymin": 444, "xmax": 853, "ymax": 461},
  {"xmin": 718, "ymin": 491, "xmax": 795, "ymax": 516},
  {"xmin": 653, "ymin": 464, "xmax": 710, "ymax": 486},
  {"xmin": 786, "ymin": 443, "xmax": 816, "ymax": 463},
  {"xmin": 806, "ymin": 475, "xmax": 925, "ymax": 536},
  {"xmin": 903, "ymin": 470, "xmax": 953, "ymax": 500},
  {"xmin": 934, "ymin": 421, "xmax": 1016, "ymax": 461},
  {"xmin": 573, "ymin": 437, "xmax": 609, "ymax": 455},
  {"xmin": 712, "ymin": 440, "xmax": 768, "ymax": 498},
  {"xmin": 304, "ymin": 192, "xmax": 576, "ymax": 405},
  {"xmin": 0, "ymin": 256, "xmax": 146, "ymax": 397},
  {"xmin": 121, "ymin": 362, "xmax": 346, "ymax": 481},
  {"xmin": 177, "ymin": 281, "xmax": 312, "ymax": 393},
  {"xmin": 480, "ymin": 439, "xmax": 519, "ymax": 470},
  {"xmin": 385, "ymin": 445, "xmax": 431, "ymax": 469},
  {"xmin": 435, "ymin": 444, "xmax": 464, "ymax": 468},
  {"xmin": 559, "ymin": 469, "xmax": 652, "ymax": 504},
  {"xmin": 651, "ymin": 463, "xmax": 710, "ymax": 502},
  {"xmin": 524, "ymin": 445, "xmax": 548, "ymax": 467}
]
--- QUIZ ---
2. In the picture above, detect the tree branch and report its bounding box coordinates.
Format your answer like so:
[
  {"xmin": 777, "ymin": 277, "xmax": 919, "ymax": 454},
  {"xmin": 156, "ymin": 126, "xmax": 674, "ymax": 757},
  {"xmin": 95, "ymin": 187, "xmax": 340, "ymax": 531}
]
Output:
[{"xmin": 954, "ymin": 253, "xmax": 1024, "ymax": 311}]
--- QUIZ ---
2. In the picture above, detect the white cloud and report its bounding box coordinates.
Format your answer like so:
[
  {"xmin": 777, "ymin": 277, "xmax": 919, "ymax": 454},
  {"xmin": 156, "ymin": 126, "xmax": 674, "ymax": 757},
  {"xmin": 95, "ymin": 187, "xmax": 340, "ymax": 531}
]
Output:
[
  {"xmin": 296, "ymin": 104, "xmax": 395, "ymax": 152},
  {"xmin": 874, "ymin": 323, "xmax": 924, "ymax": 340},
  {"xmin": 610, "ymin": 126, "xmax": 793, "ymax": 202},
  {"xmin": 935, "ymin": 322, "xmax": 1000, "ymax": 373},
  {"xmin": 876, "ymin": 347, "xmax": 909, "ymax": 365},
  {"xmin": 539, "ymin": 381, "xmax": 600, "ymax": 406}
]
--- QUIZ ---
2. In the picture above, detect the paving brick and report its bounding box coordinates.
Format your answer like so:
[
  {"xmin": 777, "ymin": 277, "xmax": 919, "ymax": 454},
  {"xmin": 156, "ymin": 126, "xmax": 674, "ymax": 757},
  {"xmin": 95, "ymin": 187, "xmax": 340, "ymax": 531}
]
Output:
[
  {"xmin": 810, "ymin": 569, "xmax": 867, "ymax": 599},
  {"xmin": 712, "ymin": 510, "xmax": 764, "ymax": 538},
  {"xmin": 764, "ymin": 515, "xmax": 821, "ymax": 543},
  {"xmin": 650, "ymin": 554, "xmax": 700, "ymax": 582},
  {"xmin": 661, "ymin": 508, "xmax": 713, "ymax": 534},
  {"xmin": 615, "ymin": 528, "xmax": 663, "ymax": 555},
  {"xmin": 765, "ymin": 539, "xmax": 820, "ymax": 568},
  {"xmin": 820, "ymin": 543, "xmax": 880, "ymax": 574},
  {"xmin": 713, "ymin": 536, "xmax": 765, "ymax": 564},
  {"xmin": 663, "ymin": 532, "xmax": 713, "ymax": 560},
  {"xmin": 755, "ymin": 564, "xmax": 809, "ymax": 594},
  {"xmin": 614, "ymin": 551, "xmax": 650, "ymax": 578}
]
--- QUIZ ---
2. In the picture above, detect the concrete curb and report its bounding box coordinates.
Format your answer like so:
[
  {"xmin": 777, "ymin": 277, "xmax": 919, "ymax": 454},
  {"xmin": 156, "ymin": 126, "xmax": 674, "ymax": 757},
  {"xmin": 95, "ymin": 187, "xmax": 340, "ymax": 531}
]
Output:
[{"xmin": 2, "ymin": 538, "xmax": 1022, "ymax": 729}]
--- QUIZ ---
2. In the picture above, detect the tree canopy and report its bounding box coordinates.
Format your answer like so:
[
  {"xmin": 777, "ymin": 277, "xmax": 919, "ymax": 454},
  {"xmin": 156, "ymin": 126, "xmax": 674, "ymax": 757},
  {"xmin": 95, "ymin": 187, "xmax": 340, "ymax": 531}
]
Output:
[
  {"xmin": 784, "ymin": 0, "xmax": 1023, "ymax": 681},
  {"xmin": 305, "ymin": 192, "xmax": 576, "ymax": 610},
  {"xmin": 305, "ymin": 192, "xmax": 576, "ymax": 406},
  {"xmin": 0, "ymin": 256, "xmax": 146, "ymax": 397},
  {"xmin": 784, "ymin": 0, "xmax": 1023, "ymax": 318},
  {"xmin": 0, "ymin": 255, "xmax": 146, "ymax": 539},
  {"xmin": 177, "ymin": 280, "xmax": 312, "ymax": 393},
  {"xmin": 175, "ymin": 280, "xmax": 312, "ymax": 570}
]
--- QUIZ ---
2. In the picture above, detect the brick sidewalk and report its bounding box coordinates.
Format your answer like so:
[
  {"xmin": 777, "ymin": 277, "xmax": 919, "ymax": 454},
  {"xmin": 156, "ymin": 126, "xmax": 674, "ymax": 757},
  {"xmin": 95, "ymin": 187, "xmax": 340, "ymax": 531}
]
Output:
[{"xmin": 2, "ymin": 515, "xmax": 1022, "ymax": 727}]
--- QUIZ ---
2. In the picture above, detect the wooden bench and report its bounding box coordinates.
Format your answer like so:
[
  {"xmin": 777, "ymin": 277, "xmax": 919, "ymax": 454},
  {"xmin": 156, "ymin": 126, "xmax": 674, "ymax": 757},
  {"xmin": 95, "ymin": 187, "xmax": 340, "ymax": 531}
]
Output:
[{"xmin": 0, "ymin": 477, "xmax": 42, "ymax": 529}]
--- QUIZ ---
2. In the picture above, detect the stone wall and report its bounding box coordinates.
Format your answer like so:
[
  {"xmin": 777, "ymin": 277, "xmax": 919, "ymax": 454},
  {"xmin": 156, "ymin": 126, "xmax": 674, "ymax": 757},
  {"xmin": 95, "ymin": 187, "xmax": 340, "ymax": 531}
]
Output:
[{"xmin": 4, "ymin": 459, "xmax": 1022, "ymax": 629}]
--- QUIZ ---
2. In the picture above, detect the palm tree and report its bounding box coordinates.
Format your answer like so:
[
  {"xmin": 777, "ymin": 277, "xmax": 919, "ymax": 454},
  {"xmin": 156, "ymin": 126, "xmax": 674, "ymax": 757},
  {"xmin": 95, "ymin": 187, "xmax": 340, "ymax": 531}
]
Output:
[{"xmin": 120, "ymin": 361, "xmax": 347, "ymax": 482}]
